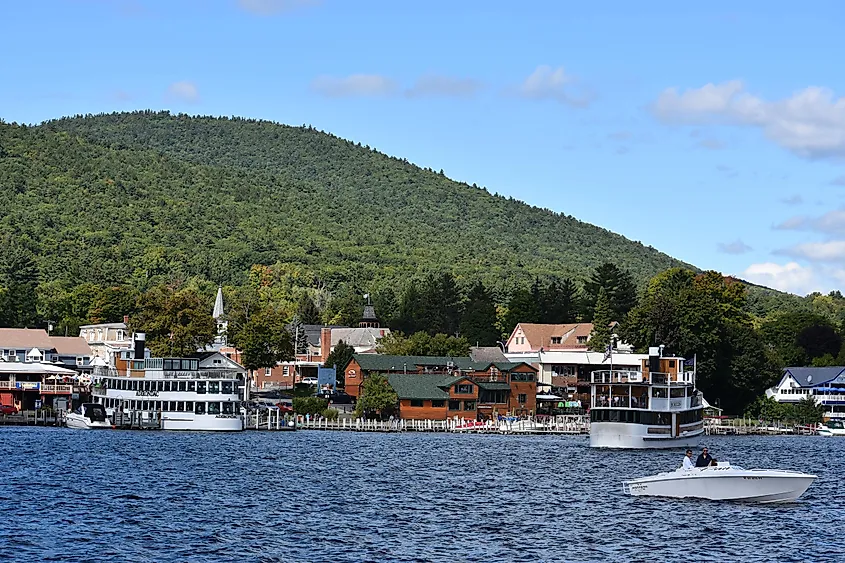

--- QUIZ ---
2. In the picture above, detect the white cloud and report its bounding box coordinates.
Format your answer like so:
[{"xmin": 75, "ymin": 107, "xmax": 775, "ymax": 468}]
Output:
[
  {"xmin": 717, "ymin": 239, "xmax": 752, "ymax": 254},
  {"xmin": 405, "ymin": 75, "xmax": 483, "ymax": 98},
  {"xmin": 652, "ymin": 80, "xmax": 845, "ymax": 159},
  {"xmin": 166, "ymin": 81, "xmax": 199, "ymax": 103},
  {"xmin": 741, "ymin": 262, "xmax": 820, "ymax": 294},
  {"xmin": 310, "ymin": 74, "xmax": 397, "ymax": 98},
  {"xmin": 776, "ymin": 208, "xmax": 845, "ymax": 234},
  {"xmin": 518, "ymin": 65, "xmax": 594, "ymax": 107},
  {"xmin": 778, "ymin": 240, "xmax": 845, "ymax": 262},
  {"xmin": 237, "ymin": 0, "xmax": 320, "ymax": 15}
]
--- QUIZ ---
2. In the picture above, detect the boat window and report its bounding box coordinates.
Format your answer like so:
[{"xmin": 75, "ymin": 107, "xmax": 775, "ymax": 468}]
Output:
[
  {"xmin": 197, "ymin": 382, "xmax": 206, "ymax": 394},
  {"xmin": 164, "ymin": 359, "xmax": 176, "ymax": 370},
  {"xmin": 176, "ymin": 401, "xmax": 183, "ymax": 412},
  {"xmin": 195, "ymin": 402, "xmax": 205, "ymax": 415},
  {"xmin": 222, "ymin": 402, "xmax": 234, "ymax": 415},
  {"xmin": 208, "ymin": 381, "xmax": 220, "ymax": 394},
  {"xmin": 670, "ymin": 387, "xmax": 686, "ymax": 398},
  {"xmin": 653, "ymin": 387, "xmax": 668, "ymax": 398},
  {"xmin": 207, "ymin": 402, "xmax": 221, "ymax": 415},
  {"xmin": 170, "ymin": 401, "xmax": 177, "ymax": 411},
  {"xmin": 185, "ymin": 401, "xmax": 193, "ymax": 411},
  {"xmin": 222, "ymin": 381, "xmax": 233, "ymax": 394},
  {"xmin": 142, "ymin": 401, "xmax": 149, "ymax": 410},
  {"xmin": 187, "ymin": 381, "xmax": 195, "ymax": 392}
]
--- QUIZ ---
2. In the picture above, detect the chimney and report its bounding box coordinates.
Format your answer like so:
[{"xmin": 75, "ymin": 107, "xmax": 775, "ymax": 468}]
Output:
[
  {"xmin": 134, "ymin": 332, "xmax": 146, "ymax": 360},
  {"xmin": 321, "ymin": 327, "xmax": 332, "ymax": 363}
]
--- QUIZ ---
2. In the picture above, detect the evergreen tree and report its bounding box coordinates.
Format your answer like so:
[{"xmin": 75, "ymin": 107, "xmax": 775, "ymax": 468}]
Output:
[
  {"xmin": 324, "ymin": 340, "xmax": 355, "ymax": 387},
  {"xmin": 295, "ymin": 292, "xmax": 321, "ymax": 325},
  {"xmin": 502, "ymin": 287, "xmax": 540, "ymax": 335},
  {"xmin": 588, "ymin": 288, "xmax": 613, "ymax": 351},
  {"xmin": 459, "ymin": 282, "xmax": 498, "ymax": 346},
  {"xmin": 354, "ymin": 374, "xmax": 398, "ymax": 419},
  {"xmin": 0, "ymin": 243, "xmax": 39, "ymax": 327},
  {"xmin": 540, "ymin": 277, "xmax": 579, "ymax": 324},
  {"xmin": 583, "ymin": 262, "xmax": 637, "ymax": 320}
]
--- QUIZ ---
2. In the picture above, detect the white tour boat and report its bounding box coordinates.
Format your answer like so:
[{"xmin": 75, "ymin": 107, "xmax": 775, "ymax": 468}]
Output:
[
  {"xmin": 92, "ymin": 333, "xmax": 247, "ymax": 431},
  {"xmin": 66, "ymin": 403, "xmax": 112, "ymax": 429},
  {"xmin": 590, "ymin": 347, "xmax": 704, "ymax": 449},
  {"xmin": 817, "ymin": 420, "xmax": 845, "ymax": 436},
  {"xmin": 622, "ymin": 462, "xmax": 816, "ymax": 503}
]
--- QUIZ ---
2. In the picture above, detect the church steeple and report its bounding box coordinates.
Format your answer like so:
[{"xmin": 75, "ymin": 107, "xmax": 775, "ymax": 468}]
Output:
[{"xmin": 213, "ymin": 286, "xmax": 227, "ymax": 345}]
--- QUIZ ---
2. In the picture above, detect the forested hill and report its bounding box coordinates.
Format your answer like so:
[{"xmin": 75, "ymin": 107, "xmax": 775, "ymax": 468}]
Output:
[{"xmin": 1, "ymin": 111, "xmax": 796, "ymax": 310}]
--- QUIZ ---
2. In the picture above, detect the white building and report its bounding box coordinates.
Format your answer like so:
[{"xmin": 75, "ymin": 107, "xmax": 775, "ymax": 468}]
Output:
[{"xmin": 766, "ymin": 367, "xmax": 845, "ymax": 419}]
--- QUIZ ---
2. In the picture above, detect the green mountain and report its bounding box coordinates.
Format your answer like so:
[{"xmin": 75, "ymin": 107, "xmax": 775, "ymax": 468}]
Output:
[{"xmin": 0, "ymin": 111, "xmax": 802, "ymax": 313}]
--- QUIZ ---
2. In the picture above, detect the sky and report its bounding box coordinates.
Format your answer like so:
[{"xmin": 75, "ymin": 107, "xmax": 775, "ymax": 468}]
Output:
[{"xmin": 3, "ymin": 0, "xmax": 845, "ymax": 296}]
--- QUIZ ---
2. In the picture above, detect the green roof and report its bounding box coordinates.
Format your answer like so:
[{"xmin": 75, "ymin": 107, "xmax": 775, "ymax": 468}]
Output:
[
  {"xmin": 387, "ymin": 374, "xmax": 465, "ymax": 400},
  {"xmin": 352, "ymin": 354, "xmax": 536, "ymax": 373},
  {"xmin": 475, "ymin": 381, "xmax": 512, "ymax": 391}
]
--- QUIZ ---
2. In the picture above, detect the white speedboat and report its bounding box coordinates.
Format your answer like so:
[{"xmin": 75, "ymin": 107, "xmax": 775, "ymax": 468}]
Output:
[
  {"xmin": 66, "ymin": 403, "xmax": 112, "ymax": 429},
  {"xmin": 818, "ymin": 420, "xmax": 845, "ymax": 436},
  {"xmin": 622, "ymin": 462, "xmax": 816, "ymax": 503}
]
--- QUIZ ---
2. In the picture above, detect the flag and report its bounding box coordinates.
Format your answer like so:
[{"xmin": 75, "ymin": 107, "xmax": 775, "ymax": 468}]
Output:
[{"xmin": 603, "ymin": 344, "xmax": 612, "ymax": 363}]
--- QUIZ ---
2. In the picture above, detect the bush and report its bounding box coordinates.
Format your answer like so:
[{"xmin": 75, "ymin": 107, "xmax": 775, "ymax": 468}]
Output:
[
  {"xmin": 322, "ymin": 408, "xmax": 339, "ymax": 421},
  {"xmin": 292, "ymin": 397, "xmax": 328, "ymax": 415}
]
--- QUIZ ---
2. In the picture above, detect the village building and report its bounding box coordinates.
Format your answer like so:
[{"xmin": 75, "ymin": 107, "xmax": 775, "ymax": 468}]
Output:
[
  {"xmin": 0, "ymin": 328, "xmax": 94, "ymax": 411},
  {"xmin": 504, "ymin": 322, "xmax": 645, "ymax": 405},
  {"xmin": 766, "ymin": 366, "xmax": 845, "ymax": 420},
  {"xmin": 343, "ymin": 354, "xmax": 537, "ymax": 420},
  {"xmin": 79, "ymin": 319, "xmax": 132, "ymax": 362}
]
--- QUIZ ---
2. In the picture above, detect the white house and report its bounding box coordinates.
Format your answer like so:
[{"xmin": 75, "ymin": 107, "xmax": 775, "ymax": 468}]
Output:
[{"xmin": 766, "ymin": 366, "xmax": 845, "ymax": 419}]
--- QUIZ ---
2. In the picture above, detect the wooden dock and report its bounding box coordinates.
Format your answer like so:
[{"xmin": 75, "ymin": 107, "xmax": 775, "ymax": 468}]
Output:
[{"xmin": 705, "ymin": 418, "xmax": 818, "ymax": 436}]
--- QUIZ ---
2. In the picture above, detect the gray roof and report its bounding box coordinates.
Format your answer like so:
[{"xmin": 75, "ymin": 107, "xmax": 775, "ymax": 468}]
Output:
[
  {"xmin": 349, "ymin": 354, "xmax": 537, "ymax": 374},
  {"xmin": 784, "ymin": 367, "xmax": 845, "ymax": 388},
  {"xmin": 470, "ymin": 346, "xmax": 508, "ymax": 363},
  {"xmin": 300, "ymin": 324, "xmax": 347, "ymax": 347}
]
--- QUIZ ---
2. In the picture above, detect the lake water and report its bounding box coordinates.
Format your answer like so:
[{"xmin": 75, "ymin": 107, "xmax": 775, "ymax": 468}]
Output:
[{"xmin": 1, "ymin": 428, "xmax": 842, "ymax": 562}]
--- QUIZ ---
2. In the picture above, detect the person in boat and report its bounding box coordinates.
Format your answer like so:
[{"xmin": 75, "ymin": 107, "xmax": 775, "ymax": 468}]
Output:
[
  {"xmin": 695, "ymin": 447, "xmax": 713, "ymax": 467},
  {"xmin": 682, "ymin": 449, "xmax": 695, "ymax": 469}
]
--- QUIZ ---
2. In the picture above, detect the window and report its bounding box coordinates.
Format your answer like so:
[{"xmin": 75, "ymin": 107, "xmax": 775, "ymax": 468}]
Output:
[
  {"xmin": 176, "ymin": 402, "xmax": 184, "ymax": 412},
  {"xmin": 410, "ymin": 399, "xmax": 424, "ymax": 407},
  {"xmin": 670, "ymin": 387, "xmax": 686, "ymax": 398},
  {"xmin": 463, "ymin": 401, "xmax": 476, "ymax": 411},
  {"xmin": 282, "ymin": 366, "xmax": 289, "ymax": 376},
  {"xmin": 511, "ymin": 372, "xmax": 535, "ymax": 382},
  {"xmin": 213, "ymin": 359, "xmax": 222, "ymax": 365},
  {"xmin": 222, "ymin": 381, "xmax": 233, "ymax": 394},
  {"xmin": 448, "ymin": 400, "xmax": 460, "ymax": 410},
  {"xmin": 195, "ymin": 402, "xmax": 205, "ymax": 415},
  {"xmin": 178, "ymin": 381, "xmax": 186, "ymax": 392},
  {"xmin": 668, "ymin": 360, "xmax": 676, "ymax": 368},
  {"xmin": 207, "ymin": 402, "xmax": 221, "ymax": 415},
  {"xmin": 431, "ymin": 400, "xmax": 445, "ymax": 408},
  {"xmin": 576, "ymin": 336, "xmax": 588, "ymax": 344},
  {"xmin": 455, "ymin": 384, "xmax": 473, "ymax": 394},
  {"xmin": 518, "ymin": 394, "xmax": 527, "ymax": 404},
  {"xmin": 265, "ymin": 367, "xmax": 272, "ymax": 377},
  {"xmin": 551, "ymin": 337, "xmax": 562, "ymax": 344},
  {"xmin": 208, "ymin": 381, "xmax": 220, "ymax": 394},
  {"xmin": 197, "ymin": 381, "xmax": 207, "ymax": 394},
  {"xmin": 187, "ymin": 381, "xmax": 196, "ymax": 392},
  {"xmin": 222, "ymin": 402, "xmax": 234, "ymax": 415},
  {"xmin": 185, "ymin": 401, "xmax": 193, "ymax": 411}
]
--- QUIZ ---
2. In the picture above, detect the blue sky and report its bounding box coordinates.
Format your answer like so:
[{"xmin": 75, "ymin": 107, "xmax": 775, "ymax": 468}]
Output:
[{"xmin": 4, "ymin": 0, "xmax": 845, "ymax": 295}]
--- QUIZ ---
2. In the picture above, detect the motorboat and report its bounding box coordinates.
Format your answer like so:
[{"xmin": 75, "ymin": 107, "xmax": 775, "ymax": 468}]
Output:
[
  {"xmin": 622, "ymin": 462, "xmax": 816, "ymax": 503},
  {"xmin": 65, "ymin": 403, "xmax": 112, "ymax": 429},
  {"xmin": 817, "ymin": 420, "xmax": 845, "ymax": 436}
]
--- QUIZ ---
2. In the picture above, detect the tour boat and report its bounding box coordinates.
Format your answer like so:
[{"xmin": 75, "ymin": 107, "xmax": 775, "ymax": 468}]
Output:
[
  {"xmin": 65, "ymin": 403, "xmax": 112, "ymax": 429},
  {"xmin": 589, "ymin": 347, "xmax": 704, "ymax": 449},
  {"xmin": 622, "ymin": 462, "xmax": 816, "ymax": 503},
  {"xmin": 92, "ymin": 333, "xmax": 247, "ymax": 431},
  {"xmin": 817, "ymin": 420, "xmax": 845, "ymax": 436}
]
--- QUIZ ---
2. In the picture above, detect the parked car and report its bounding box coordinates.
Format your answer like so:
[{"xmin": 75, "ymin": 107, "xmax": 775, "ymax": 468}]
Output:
[
  {"xmin": 300, "ymin": 377, "xmax": 318, "ymax": 385},
  {"xmin": 0, "ymin": 404, "xmax": 18, "ymax": 415},
  {"xmin": 319, "ymin": 391, "xmax": 353, "ymax": 405}
]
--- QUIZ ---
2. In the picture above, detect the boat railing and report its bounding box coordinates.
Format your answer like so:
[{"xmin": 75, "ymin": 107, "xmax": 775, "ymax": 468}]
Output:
[{"xmin": 591, "ymin": 370, "xmax": 694, "ymax": 386}]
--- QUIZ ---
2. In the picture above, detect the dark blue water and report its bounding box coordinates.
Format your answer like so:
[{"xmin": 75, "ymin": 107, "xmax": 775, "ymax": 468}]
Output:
[{"xmin": 1, "ymin": 428, "xmax": 841, "ymax": 563}]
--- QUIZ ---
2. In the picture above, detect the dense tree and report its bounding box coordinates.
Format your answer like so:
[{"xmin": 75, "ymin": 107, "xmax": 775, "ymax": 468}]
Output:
[
  {"xmin": 377, "ymin": 331, "xmax": 470, "ymax": 357},
  {"xmin": 324, "ymin": 340, "xmax": 355, "ymax": 386},
  {"xmin": 502, "ymin": 287, "xmax": 540, "ymax": 336},
  {"xmin": 583, "ymin": 262, "xmax": 637, "ymax": 320},
  {"xmin": 459, "ymin": 282, "xmax": 498, "ymax": 346},
  {"xmin": 588, "ymin": 288, "xmax": 613, "ymax": 352},
  {"xmin": 229, "ymin": 307, "xmax": 294, "ymax": 372},
  {"xmin": 354, "ymin": 374, "xmax": 397, "ymax": 419},
  {"xmin": 759, "ymin": 313, "xmax": 840, "ymax": 367},
  {"xmin": 0, "ymin": 242, "xmax": 39, "ymax": 327},
  {"xmin": 295, "ymin": 293, "xmax": 321, "ymax": 325},
  {"xmin": 131, "ymin": 286, "xmax": 216, "ymax": 357},
  {"xmin": 539, "ymin": 277, "xmax": 579, "ymax": 324}
]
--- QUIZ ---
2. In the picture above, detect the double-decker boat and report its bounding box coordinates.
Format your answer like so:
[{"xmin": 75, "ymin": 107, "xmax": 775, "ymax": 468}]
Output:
[
  {"xmin": 92, "ymin": 333, "xmax": 246, "ymax": 431},
  {"xmin": 589, "ymin": 347, "xmax": 703, "ymax": 449}
]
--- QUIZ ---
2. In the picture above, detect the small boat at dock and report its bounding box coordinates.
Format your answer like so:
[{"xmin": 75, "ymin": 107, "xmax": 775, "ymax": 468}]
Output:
[
  {"xmin": 66, "ymin": 403, "xmax": 112, "ymax": 429},
  {"xmin": 622, "ymin": 462, "xmax": 816, "ymax": 503},
  {"xmin": 818, "ymin": 420, "xmax": 845, "ymax": 436}
]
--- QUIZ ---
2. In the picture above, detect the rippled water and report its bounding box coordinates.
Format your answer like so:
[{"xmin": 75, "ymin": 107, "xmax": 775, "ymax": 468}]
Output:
[{"xmin": 1, "ymin": 428, "xmax": 842, "ymax": 562}]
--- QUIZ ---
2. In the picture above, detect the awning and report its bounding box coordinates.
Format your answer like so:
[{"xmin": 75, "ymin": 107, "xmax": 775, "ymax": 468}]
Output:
[{"xmin": 537, "ymin": 394, "xmax": 562, "ymax": 400}]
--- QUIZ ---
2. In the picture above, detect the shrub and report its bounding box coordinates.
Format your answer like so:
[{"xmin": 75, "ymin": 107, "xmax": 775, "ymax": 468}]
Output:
[{"xmin": 292, "ymin": 397, "xmax": 328, "ymax": 415}]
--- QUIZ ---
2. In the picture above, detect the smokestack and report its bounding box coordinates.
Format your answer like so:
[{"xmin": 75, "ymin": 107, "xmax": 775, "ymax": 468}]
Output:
[
  {"xmin": 134, "ymin": 332, "xmax": 146, "ymax": 360},
  {"xmin": 321, "ymin": 327, "xmax": 332, "ymax": 363}
]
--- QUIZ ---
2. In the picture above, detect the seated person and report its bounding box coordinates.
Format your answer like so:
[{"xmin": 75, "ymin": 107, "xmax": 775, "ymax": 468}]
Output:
[
  {"xmin": 695, "ymin": 447, "xmax": 713, "ymax": 467},
  {"xmin": 682, "ymin": 449, "xmax": 695, "ymax": 469}
]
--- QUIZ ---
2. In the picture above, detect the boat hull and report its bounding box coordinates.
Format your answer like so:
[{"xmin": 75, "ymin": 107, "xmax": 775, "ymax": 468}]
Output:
[
  {"xmin": 624, "ymin": 468, "xmax": 816, "ymax": 503},
  {"xmin": 590, "ymin": 421, "xmax": 703, "ymax": 449},
  {"xmin": 65, "ymin": 415, "xmax": 112, "ymax": 430},
  {"xmin": 160, "ymin": 414, "xmax": 243, "ymax": 431}
]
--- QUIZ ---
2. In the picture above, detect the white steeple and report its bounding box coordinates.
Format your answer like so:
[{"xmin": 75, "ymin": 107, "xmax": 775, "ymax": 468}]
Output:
[
  {"xmin": 213, "ymin": 286, "xmax": 225, "ymax": 319},
  {"xmin": 213, "ymin": 286, "xmax": 227, "ymax": 346}
]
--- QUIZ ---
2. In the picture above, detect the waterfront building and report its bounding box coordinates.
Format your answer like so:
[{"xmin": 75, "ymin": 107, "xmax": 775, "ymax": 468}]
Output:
[
  {"xmin": 0, "ymin": 328, "xmax": 93, "ymax": 371},
  {"xmin": 79, "ymin": 320, "xmax": 132, "ymax": 363},
  {"xmin": 343, "ymin": 354, "xmax": 537, "ymax": 419},
  {"xmin": 0, "ymin": 361, "xmax": 81, "ymax": 411},
  {"xmin": 766, "ymin": 366, "xmax": 845, "ymax": 419}
]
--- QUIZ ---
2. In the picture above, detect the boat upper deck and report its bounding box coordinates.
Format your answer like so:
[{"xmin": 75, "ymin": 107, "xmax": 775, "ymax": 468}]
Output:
[{"xmin": 591, "ymin": 369, "xmax": 695, "ymax": 386}]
